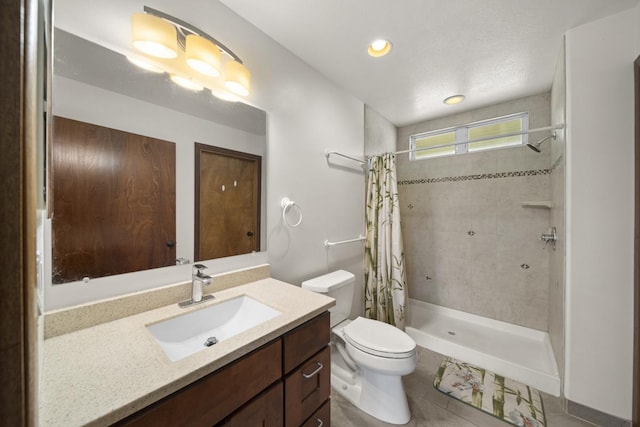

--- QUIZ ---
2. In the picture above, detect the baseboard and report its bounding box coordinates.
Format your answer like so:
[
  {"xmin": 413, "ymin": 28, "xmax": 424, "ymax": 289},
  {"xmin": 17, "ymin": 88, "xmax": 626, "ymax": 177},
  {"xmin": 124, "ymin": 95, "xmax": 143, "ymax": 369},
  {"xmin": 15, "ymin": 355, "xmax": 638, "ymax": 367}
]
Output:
[{"xmin": 567, "ymin": 400, "xmax": 631, "ymax": 427}]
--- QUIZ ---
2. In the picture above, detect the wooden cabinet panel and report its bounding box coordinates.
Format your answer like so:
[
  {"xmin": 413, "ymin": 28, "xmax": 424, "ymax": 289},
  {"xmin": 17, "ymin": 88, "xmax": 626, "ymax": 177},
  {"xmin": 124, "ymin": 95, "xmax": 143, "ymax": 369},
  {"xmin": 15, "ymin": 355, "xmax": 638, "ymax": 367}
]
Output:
[
  {"xmin": 284, "ymin": 346, "xmax": 331, "ymax": 427},
  {"xmin": 283, "ymin": 312, "xmax": 330, "ymax": 374},
  {"xmin": 117, "ymin": 340, "xmax": 281, "ymax": 427},
  {"xmin": 222, "ymin": 381, "xmax": 283, "ymax": 427},
  {"xmin": 301, "ymin": 400, "xmax": 330, "ymax": 427}
]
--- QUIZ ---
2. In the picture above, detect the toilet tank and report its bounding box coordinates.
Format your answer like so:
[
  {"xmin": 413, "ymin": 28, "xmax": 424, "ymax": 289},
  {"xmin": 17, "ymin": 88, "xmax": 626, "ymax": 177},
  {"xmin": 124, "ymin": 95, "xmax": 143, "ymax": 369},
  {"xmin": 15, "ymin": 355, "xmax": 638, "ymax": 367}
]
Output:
[{"xmin": 301, "ymin": 270, "xmax": 355, "ymax": 328}]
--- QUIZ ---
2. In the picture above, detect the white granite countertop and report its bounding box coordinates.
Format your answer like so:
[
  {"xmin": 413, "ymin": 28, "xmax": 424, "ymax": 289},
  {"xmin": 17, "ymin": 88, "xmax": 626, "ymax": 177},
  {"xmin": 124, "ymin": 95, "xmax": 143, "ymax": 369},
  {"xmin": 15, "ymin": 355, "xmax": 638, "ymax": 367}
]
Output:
[{"xmin": 40, "ymin": 278, "xmax": 335, "ymax": 426}]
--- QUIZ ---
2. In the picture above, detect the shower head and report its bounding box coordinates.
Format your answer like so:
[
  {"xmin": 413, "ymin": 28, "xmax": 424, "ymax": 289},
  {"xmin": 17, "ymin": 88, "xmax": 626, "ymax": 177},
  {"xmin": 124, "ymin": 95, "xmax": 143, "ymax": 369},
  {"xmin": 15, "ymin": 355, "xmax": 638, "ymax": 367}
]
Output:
[{"xmin": 527, "ymin": 132, "xmax": 557, "ymax": 153}]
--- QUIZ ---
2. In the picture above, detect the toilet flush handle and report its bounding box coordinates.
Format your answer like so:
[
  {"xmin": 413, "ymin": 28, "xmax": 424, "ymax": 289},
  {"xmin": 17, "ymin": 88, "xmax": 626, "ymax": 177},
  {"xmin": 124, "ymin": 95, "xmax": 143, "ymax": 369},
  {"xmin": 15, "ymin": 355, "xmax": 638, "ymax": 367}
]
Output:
[{"xmin": 302, "ymin": 362, "xmax": 324, "ymax": 379}]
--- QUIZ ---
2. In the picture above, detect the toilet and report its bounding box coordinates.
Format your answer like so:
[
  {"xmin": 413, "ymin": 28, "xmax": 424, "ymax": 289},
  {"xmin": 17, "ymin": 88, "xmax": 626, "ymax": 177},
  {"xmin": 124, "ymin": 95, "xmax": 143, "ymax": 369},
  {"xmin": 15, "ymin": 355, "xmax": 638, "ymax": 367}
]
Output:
[{"xmin": 302, "ymin": 270, "xmax": 416, "ymax": 425}]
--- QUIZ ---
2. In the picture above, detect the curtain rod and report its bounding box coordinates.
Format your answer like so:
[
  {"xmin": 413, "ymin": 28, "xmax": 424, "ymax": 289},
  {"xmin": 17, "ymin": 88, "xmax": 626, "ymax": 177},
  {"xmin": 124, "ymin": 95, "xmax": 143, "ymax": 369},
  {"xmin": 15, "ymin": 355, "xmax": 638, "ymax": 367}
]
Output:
[
  {"xmin": 326, "ymin": 124, "xmax": 565, "ymax": 165},
  {"xmin": 380, "ymin": 124, "xmax": 565, "ymax": 158}
]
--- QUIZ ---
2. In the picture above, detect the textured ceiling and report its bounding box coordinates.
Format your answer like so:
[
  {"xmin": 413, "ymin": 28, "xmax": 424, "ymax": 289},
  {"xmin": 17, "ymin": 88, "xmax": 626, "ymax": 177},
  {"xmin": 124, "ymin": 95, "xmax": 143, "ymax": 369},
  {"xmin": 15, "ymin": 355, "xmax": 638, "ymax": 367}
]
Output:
[
  {"xmin": 54, "ymin": 0, "xmax": 640, "ymax": 127},
  {"xmin": 221, "ymin": 0, "xmax": 640, "ymax": 126}
]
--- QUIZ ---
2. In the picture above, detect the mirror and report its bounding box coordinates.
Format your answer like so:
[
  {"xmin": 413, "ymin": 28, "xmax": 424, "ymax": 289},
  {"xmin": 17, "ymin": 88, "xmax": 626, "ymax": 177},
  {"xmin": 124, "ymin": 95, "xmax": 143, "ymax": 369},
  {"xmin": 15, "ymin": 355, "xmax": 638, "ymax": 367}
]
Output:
[{"xmin": 50, "ymin": 28, "xmax": 267, "ymax": 284}]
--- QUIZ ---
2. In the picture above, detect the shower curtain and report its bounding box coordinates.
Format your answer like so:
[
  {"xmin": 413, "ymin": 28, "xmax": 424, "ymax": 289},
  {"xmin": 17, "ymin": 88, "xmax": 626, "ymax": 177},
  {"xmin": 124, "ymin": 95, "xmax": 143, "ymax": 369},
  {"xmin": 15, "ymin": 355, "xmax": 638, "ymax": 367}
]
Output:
[{"xmin": 364, "ymin": 153, "xmax": 407, "ymax": 329}]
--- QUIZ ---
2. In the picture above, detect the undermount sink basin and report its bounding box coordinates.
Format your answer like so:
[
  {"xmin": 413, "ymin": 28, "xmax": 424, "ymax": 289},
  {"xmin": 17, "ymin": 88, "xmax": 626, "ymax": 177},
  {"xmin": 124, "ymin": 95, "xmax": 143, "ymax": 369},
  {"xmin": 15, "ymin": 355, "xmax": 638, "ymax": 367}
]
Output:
[{"xmin": 147, "ymin": 295, "xmax": 281, "ymax": 361}]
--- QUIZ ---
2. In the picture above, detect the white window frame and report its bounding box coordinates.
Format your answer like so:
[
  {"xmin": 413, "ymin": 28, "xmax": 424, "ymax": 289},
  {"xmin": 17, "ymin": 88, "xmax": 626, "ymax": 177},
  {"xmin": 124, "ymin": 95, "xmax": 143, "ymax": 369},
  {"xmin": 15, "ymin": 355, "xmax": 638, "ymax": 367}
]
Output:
[{"xmin": 409, "ymin": 112, "xmax": 529, "ymax": 160}]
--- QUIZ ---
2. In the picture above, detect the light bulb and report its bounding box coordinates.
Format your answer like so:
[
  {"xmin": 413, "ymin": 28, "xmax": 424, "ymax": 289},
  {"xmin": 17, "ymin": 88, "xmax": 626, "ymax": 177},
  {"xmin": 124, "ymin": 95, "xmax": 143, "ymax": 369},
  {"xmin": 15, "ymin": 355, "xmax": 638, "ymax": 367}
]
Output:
[{"xmin": 368, "ymin": 39, "xmax": 392, "ymax": 57}]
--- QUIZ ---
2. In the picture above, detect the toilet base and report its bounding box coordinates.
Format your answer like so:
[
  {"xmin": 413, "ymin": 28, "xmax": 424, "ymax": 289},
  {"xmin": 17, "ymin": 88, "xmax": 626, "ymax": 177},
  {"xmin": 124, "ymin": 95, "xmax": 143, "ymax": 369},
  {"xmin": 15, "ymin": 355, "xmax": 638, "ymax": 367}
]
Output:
[{"xmin": 331, "ymin": 346, "xmax": 411, "ymax": 425}]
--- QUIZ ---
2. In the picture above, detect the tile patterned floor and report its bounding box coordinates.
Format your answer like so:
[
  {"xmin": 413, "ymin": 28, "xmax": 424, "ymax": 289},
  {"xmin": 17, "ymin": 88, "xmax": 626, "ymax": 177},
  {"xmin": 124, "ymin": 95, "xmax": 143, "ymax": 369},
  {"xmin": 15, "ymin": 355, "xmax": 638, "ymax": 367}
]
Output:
[{"xmin": 331, "ymin": 346, "xmax": 595, "ymax": 427}]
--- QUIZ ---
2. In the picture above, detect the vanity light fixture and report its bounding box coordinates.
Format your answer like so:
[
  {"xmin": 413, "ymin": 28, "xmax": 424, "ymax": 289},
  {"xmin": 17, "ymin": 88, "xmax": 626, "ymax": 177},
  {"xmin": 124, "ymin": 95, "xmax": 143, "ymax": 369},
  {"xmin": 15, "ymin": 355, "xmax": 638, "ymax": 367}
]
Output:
[
  {"xmin": 131, "ymin": 13, "xmax": 178, "ymax": 59},
  {"xmin": 170, "ymin": 74, "xmax": 204, "ymax": 91},
  {"xmin": 443, "ymin": 94, "xmax": 465, "ymax": 105},
  {"xmin": 126, "ymin": 56, "xmax": 164, "ymax": 73},
  {"xmin": 185, "ymin": 34, "xmax": 221, "ymax": 77},
  {"xmin": 130, "ymin": 7, "xmax": 250, "ymax": 99},
  {"xmin": 224, "ymin": 60, "xmax": 251, "ymax": 96},
  {"xmin": 211, "ymin": 88, "xmax": 240, "ymax": 102},
  {"xmin": 368, "ymin": 39, "xmax": 392, "ymax": 57}
]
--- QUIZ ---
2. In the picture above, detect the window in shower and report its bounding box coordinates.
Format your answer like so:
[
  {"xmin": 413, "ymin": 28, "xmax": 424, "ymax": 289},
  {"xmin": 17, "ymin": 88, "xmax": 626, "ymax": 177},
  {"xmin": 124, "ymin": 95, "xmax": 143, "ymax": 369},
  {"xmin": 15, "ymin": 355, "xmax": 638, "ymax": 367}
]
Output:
[
  {"xmin": 410, "ymin": 128, "xmax": 457, "ymax": 159},
  {"xmin": 410, "ymin": 112, "xmax": 529, "ymax": 160}
]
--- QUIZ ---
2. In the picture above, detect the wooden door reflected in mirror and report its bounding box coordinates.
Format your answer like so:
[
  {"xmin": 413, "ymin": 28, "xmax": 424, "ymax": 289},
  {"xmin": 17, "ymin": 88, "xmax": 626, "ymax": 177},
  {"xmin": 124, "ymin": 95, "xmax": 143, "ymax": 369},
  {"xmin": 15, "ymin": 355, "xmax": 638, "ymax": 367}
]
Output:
[
  {"xmin": 195, "ymin": 144, "xmax": 261, "ymax": 260},
  {"xmin": 51, "ymin": 117, "xmax": 177, "ymax": 283}
]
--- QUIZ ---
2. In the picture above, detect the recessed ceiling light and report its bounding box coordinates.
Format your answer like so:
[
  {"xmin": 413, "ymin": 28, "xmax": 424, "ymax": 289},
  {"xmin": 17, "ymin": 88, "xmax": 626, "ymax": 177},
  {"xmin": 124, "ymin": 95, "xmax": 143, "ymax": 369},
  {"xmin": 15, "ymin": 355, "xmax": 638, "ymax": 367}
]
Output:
[
  {"xmin": 443, "ymin": 95, "xmax": 465, "ymax": 105},
  {"xmin": 368, "ymin": 39, "xmax": 392, "ymax": 57}
]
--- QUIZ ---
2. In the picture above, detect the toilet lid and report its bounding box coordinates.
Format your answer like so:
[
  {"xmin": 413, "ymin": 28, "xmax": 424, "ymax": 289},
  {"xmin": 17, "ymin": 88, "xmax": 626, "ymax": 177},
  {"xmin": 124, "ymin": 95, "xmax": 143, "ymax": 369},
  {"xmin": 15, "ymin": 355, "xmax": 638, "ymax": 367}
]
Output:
[{"xmin": 342, "ymin": 316, "xmax": 416, "ymax": 359}]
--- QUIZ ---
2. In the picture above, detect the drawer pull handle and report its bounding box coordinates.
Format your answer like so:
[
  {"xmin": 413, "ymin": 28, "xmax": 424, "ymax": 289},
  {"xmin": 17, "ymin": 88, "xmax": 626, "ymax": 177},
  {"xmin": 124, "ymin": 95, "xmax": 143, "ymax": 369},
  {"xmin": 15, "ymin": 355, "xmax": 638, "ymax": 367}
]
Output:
[
  {"xmin": 302, "ymin": 362, "xmax": 324, "ymax": 379},
  {"xmin": 317, "ymin": 418, "xmax": 323, "ymax": 427}
]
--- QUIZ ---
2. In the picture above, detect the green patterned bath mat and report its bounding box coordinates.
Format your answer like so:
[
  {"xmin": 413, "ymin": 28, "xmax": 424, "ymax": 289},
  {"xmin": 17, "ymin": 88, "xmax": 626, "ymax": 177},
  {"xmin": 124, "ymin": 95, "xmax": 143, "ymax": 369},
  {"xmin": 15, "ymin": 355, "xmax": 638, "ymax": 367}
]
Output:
[{"xmin": 434, "ymin": 357, "xmax": 547, "ymax": 427}]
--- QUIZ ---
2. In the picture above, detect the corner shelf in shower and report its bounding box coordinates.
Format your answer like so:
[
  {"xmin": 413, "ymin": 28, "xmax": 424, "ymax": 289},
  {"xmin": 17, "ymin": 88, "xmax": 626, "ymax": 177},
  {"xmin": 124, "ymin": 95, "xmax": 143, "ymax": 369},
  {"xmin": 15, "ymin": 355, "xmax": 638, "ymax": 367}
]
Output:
[{"xmin": 521, "ymin": 201, "xmax": 553, "ymax": 209}]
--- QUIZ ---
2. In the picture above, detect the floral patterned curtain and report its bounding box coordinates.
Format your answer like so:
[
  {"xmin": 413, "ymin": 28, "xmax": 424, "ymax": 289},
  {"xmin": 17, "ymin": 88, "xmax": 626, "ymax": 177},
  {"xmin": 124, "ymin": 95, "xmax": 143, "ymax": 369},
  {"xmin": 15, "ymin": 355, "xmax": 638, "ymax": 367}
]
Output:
[{"xmin": 364, "ymin": 153, "xmax": 407, "ymax": 329}]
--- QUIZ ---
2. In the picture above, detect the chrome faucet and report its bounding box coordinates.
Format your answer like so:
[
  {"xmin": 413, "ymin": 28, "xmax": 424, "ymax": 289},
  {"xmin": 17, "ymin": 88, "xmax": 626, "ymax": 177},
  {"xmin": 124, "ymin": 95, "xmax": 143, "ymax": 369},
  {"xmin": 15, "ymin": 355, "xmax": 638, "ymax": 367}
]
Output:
[{"xmin": 179, "ymin": 264, "xmax": 214, "ymax": 307}]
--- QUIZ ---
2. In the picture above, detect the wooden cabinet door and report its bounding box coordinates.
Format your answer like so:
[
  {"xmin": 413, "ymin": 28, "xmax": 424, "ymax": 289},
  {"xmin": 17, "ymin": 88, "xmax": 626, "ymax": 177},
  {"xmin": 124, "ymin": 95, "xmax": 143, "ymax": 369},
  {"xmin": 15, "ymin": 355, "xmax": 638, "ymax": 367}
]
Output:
[
  {"xmin": 195, "ymin": 144, "xmax": 261, "ymax": 261},
  {"xmin": 223, "ymin": 382, "xmax": 283, "ymax": 427},
  {"xmin": 283, "ymin": 312, "xmax": 330, "ymax": 374},
  {"xmin": 117, "ymin": 340, "xmax": 281, "ymax": 427},
  {"xmin": 301, "ymin": 400, "xmax": 330, "ymax": 427},
  {"xmin": 51, "ymin": 116, "xmax": 176, "ymax": 283},
  {"xmin": 284, "ymin": 346, "xmax": 331, "ymax": 427}
]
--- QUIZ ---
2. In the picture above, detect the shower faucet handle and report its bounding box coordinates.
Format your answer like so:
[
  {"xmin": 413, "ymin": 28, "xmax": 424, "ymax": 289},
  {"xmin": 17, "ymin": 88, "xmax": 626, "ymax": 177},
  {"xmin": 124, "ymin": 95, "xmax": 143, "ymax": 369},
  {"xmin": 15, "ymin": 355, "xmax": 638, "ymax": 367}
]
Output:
[{"xmin": 540, "ymin": 226, "xmax": 557, "ymax": 251}]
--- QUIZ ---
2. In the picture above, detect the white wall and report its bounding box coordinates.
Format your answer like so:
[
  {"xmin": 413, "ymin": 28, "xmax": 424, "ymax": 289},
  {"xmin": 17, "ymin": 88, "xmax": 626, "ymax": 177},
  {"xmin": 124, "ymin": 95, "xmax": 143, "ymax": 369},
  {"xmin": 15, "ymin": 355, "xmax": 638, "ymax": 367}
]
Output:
[
  {"xmin": 48, "ymin": 0, "xmax": 364, "ymax": 310},
  {"xmin": 364, "ymin": 105, "xmax": 397, "ymax": 156},
  {"xmin": 206, "ymin": 0, "xmax": 365, "ymax": 301},
  {"xmin": 565, "ymin": 5, "xmax": 639, "ymax": 419}
]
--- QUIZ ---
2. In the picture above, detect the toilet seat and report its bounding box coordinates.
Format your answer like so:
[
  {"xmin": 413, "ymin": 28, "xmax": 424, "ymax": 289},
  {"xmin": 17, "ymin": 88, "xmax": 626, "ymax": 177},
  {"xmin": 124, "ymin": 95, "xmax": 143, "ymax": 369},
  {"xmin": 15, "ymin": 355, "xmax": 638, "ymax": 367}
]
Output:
[{"xmin": 342, "ymin": 316, "xmax": 415, "ymax": 359}]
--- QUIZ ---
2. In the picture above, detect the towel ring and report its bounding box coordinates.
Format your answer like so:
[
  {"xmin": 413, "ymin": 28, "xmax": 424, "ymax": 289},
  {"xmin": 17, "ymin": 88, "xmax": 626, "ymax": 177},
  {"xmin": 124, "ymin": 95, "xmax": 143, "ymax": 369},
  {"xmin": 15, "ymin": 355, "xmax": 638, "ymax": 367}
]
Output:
[{"xmin": 281, "ymin": 197, "xmax": 303, "ymax": 227}]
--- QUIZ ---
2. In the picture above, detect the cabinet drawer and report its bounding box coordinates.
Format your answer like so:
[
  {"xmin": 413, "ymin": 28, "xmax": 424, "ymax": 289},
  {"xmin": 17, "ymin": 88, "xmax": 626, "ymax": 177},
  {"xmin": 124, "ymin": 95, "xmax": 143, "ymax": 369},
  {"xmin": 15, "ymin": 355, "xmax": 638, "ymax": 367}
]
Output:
[
  {"xmin": 222, "ymin": 381, "xmax": 283, "ymax": 427},
  {"xmin": 283, "ymin": 311, "xmax": 330, "ymax": 374},
  {"xmin": 284, "ymin": 346, "xmax": 331, "ymax": 427},
  {"xmin": 117, "ymin": 340, "xmax": 281, "ymax": 427},
  {"xmin": 301, "ymin": 399, "xmax": 330, "ymax": 427}
]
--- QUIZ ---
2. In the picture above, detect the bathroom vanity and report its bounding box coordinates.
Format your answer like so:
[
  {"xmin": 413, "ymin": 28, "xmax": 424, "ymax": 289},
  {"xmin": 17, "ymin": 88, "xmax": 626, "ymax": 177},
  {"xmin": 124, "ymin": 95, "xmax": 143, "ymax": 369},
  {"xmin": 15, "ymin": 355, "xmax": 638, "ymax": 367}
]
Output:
[
  {"xmin": 118, "ymin": 312, "xmax": 331, "ymax": 426},
  {"xmin": 39, "ymin": 277, "xmax": 334, "ymax": 426}
]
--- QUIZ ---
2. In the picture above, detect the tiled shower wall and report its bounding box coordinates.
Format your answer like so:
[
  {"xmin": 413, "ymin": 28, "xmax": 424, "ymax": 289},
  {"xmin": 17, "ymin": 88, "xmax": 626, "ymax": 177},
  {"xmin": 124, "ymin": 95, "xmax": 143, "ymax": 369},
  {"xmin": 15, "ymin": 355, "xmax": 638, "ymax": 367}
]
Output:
[
  {"xmin": 397, "ymin": 93, "xmax": 552, "ymax": 331},
  {"xmin": 548, "ymin": 42, "xmax": 566, "ymax": 382}
]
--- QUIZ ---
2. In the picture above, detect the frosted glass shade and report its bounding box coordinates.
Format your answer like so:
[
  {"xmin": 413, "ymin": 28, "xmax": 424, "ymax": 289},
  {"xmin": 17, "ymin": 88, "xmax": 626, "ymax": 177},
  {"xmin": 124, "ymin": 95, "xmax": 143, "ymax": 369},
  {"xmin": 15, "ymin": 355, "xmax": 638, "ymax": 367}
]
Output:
[
  {"xmin": 170, "ymin": 75, "xmax": 204, "ymax": 91},
  {"xmin": 224, "ymin": 60, "xmax": 250, "ymax": 97},
  {"xmin": 211, "ymin": 89, "xmax": 240, "ymax": 102},
  {"xmin": 132, "ymin": 13, "xmax": 178, "ymax": 59},
  {"xmin": 186, "ymin": 35, "xmax": 221, "ymax": 77},
  {"xmin": 127, "ymin": 56, "xmax": 164, "ymax": 73}
]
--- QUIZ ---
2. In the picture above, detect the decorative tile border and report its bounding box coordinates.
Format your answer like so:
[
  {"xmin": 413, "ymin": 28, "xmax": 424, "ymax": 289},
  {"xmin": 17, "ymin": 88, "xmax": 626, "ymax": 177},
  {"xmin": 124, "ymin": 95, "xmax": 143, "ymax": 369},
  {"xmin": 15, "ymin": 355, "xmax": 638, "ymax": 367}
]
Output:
[{"xmin": 398, "ymin": 169, "xmax": 551, "ymax": 186}]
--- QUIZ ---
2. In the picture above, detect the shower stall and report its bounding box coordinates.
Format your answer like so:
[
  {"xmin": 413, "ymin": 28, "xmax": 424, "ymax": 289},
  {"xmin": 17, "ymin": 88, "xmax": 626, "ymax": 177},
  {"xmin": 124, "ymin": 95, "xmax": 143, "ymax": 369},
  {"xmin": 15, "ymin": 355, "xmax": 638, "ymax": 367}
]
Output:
[
  {"xmin": 406, "ymin": 299, "xmax": 559, "ymax": 395},
  {"xmin": 366, "ymin": 90, "xmax": 566, "ymax": 397}
]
